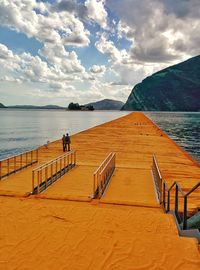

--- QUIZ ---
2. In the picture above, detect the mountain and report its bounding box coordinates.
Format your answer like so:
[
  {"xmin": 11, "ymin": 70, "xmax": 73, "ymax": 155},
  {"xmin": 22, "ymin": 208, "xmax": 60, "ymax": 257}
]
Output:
[
  {"xmin": 86, "ymin": 99, "xmax": 124, "ymax": 110},
  {"xmin": 122, "ymin": 55, "xmax": 200, "ymax": 111},
  {"xmin": 0, "ymin": 103, "xmax": 6, "ymax": 108},
  {"xmin": 8, "ymin": 105, "xmax": 65, "ymax": 109}
]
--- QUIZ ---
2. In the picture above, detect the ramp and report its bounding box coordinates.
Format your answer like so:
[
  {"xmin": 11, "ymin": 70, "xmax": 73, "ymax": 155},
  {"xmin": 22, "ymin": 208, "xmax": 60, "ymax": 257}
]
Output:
[
  {"xmin": 39, "ymin": 165, "xmax": 97, "ymax": 201},
  {"xmin": 101, "ymin": 168, "xmax": 158, "ymax": 207}
]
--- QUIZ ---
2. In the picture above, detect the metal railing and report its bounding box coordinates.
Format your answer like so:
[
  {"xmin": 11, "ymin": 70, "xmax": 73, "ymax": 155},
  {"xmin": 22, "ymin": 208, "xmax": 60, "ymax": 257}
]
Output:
[
  {"xmin": 152, "ymin": 154, "xmax": 163, "ymax": 203},
  {"xmin": 0, "ymin": 148, "xmax": 38, "ymax": 180},
  {"xmin": 152, "ymin": 154, "xmax": 200, "ymax": 230},
  {"xmin": 163, "ymin": 180, "xmax": 200, "ymax": 230},
  {"xmin": 32, "ymin": 150, "xmax": 76, "ymax": 194},
  {"xmin": 93, "ymin": 152, "xmax": 116, "ymax": 199}
]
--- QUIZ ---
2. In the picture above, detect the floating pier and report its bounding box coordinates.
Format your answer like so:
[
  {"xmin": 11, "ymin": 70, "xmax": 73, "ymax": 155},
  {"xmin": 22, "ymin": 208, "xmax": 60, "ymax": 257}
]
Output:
[{"xmin": 0, "ymin": 112, "xmax": 200, "ymax": 269}]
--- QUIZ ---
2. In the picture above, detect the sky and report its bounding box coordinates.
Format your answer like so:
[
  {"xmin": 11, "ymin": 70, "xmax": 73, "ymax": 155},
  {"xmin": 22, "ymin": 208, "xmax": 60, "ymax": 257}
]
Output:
[{"xmin": 0, "ymin": 0, "xmax": 200, "ymax": 106}]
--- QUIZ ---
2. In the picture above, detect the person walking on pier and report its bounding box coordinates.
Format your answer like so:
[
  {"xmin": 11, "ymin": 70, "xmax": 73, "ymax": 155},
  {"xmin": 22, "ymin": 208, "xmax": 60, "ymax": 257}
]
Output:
[
  {"xmin": 65, "ymin": 133, "xmax": 71, "ymax": 151},
  {"xmin": 62, "ymin": 134, "xmax": 66, "ymax": 152}
]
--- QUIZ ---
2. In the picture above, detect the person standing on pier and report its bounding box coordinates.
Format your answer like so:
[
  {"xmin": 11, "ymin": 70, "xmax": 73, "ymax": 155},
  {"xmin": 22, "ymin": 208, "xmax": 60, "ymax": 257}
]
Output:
[
  {"xmin": 62, "ymin": 134, "xmax": 66, "ymax": 152},
  {"xmin": 65, "ymin": 133, "xmax": 71, "ymax": 151}
]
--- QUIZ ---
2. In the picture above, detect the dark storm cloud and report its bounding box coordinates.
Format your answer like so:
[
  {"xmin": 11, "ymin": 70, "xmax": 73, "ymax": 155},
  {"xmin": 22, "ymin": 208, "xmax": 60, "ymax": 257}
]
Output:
[{"xmin": 162, "ymin": 0, "xmax": 200, "ymax": 18}]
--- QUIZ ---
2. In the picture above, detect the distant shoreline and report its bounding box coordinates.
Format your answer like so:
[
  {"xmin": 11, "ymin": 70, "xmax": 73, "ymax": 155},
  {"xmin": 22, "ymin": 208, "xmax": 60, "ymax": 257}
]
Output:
[
  {"xmin": 1, "ymin": 108, "xmax": 200, "ymax": 113},
  {"xmin": 0, "ymin": 108, "xmax": 123, "ymax": 112}
]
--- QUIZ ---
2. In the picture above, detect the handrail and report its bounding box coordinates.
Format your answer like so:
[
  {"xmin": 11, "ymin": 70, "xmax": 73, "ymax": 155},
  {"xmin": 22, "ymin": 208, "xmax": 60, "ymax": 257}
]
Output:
[
  {"xmin": 32, "ymin": 150, "xmax": 76, "ymax": 194},
  {"xmin": 152, "ymin": 154, "xmax": 200, "ymax": 230},
  {"xmin": 93, "ymin": 152, "xmax": 116, "ymax": 199},
  {"xmin": 153, "ymin": 154, "xmax": 162, "ymax": 179},
  {"xmin": 93, "ymin": 153, "xmax": 114, "ymax": 176},
  {"xmin": 163, "ymin": 180, "xmax": 200, "ymax": 230},
  {"xmin": 152, "ymin": 154, "xmax": 163, "ymax": 203},
  {"xmin": 0, "ymin": 148, "xmax": 38, "ymax": 180},
  {"xmin": 185, "ymin": 182, "xmax": 200, "ymax": 197}
]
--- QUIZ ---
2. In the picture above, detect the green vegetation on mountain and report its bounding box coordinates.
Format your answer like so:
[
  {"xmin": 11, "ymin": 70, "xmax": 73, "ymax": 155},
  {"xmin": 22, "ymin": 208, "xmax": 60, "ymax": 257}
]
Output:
[
  {"xmin": 86, "ymin": 99, "xmax": 124, "ymax": 110},
  {"xmin": 0, "ymin": 103, "xmax": 6, "ymax": 108},
  {"xmin": 122, "ymin": 55, "xmax": 200, "ymax": 111},
  {"xmin": 68, "ymin": 102, "xmax": 94, "ymax": 111}
]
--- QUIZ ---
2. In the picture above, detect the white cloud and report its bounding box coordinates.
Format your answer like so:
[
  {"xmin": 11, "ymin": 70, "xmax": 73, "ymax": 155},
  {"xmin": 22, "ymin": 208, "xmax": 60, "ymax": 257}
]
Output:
[
  {"xmin": 0, "ymin": 43, "xmax": 85, "ymax": 90},
  {"xmin": 0, "ymin": 0, "xmax": 90, "ymax": 47},
  {"xmin": 39, "ymin": 43, "xmax": 85, "ymax": 74},
  {"xmin": 95, "ymin": 33, "xmax": 123, "ymax": 62},
  {"xmin": 1, "ymin": 0, "xmax": 200, "ymax": 105},
  {"xmin": 0, "ymin": 75, "xmax": 22, "ymax": 83},
  {"xmin": 109, "ymin": 0, "xmax": 200, "ymax": 63},
  {"xmin": 85, "ymin": 0, "xmax": 108, "ymax": 29},
  {"xmin": 89, "ymin": 65, "xmax": 106, "ymax": 74}
]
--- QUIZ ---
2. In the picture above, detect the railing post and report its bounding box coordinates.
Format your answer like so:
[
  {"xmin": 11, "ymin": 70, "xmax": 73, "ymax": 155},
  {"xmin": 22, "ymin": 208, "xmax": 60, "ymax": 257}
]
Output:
[
  {"xmin": 36, "ymin": 149, "xmax": 39, "ymax": 162},
  {"xmin": 45, "ymin": 166, "xmax": 48, "ymax": 188},
  {"xmin": 60, "ymin": 158, "xmax": 62, "ymax": 177},
  {"xmin": 37, "ymin": 170, "xmax": 40, "ymax": 194},
  {"xmin": 98, "ymin": 174, "xmax": 100, "ymax": 199},
  {"xmin": 7, "ymin": 158, "xmax": 9, "ymax": 175},
  {"xmin": 40, "ymin": 169, "xmax": 42, "ymax": 190},
  {"xmin": 167, "ymin": 190, "xmax": 170, "ymax": 212},
  {"xmin": 26, "ymin": 152, "xmax": 28, "ymax": 167},
  {"xmin": 93, "ymin": 174, "xmax": 96, "ymax": 198},
  {"xmin": 14, "ymin": 156, "xmax": 16, "ymax": 172},
  {"xmin": 31, "ymin": 151, "xmax": 33, "ymax": 164},
  {"xmin": 51, "ymin": 163, "xmax": 53, "ymax": 183},
  {"xmin": 183, "ymin": 196, "xmax": 188, "ymax": 230},
  {"xmin": 0, "ymin": 160, "xmax": 1, "ymax": 180},
  {"xmin": 67, "ymin": 154, "xmax": 69, "ymax": 170},
  {"xmin": 160, "ymin": 178, "xmax": 163, "ymax": 204},
  {"xmin": 56, "ymin": 160, "xmax": 58, "ymax": 178},
  {"xmin": 74, "ymin": 151, "xmax": 76, "ymax": 165},
  {"xmin": 20, "ymin": 154, "xmax": 22, "ymax": 168},
  {"xmin": 175, "ymin": 184, "xmax": 179, "ymax": 219},
  {"xmin": 163, "ymin": 182, "xmax": 166, "ymax": 211},
  {"xmin": 32, "ymin": 171, "xmax": 35, "ymax": 193},
  {"xmin": 64, "ymin": 156, "xmax": 66, "ymax": 170}
]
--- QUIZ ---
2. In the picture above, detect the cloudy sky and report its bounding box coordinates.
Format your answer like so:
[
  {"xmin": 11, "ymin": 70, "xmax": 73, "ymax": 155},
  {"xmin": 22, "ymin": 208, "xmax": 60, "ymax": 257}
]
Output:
[{"xmin": 0, "ymin": 0, "xmax": 199, "ymax": 106}]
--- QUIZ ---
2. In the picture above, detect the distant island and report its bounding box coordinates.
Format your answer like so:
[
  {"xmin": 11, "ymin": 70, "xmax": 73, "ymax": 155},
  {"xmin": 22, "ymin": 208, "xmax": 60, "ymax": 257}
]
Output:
[
  {"xmin": 68, "ymin": 102, "xmax": 94, "ymax": 111},
  {"xmin": 85, "ymin": 99, "xmax": 124, "ymax": 110},
  {"xmin": 122, "ymin": 55, "xmax": 200, "ymax": 111}
]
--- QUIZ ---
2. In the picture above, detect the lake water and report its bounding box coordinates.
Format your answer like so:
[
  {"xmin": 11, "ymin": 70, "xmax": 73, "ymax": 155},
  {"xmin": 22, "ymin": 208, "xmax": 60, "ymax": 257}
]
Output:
[
  {"xmin": 0, "ymin": 109, "xmax": 199, "ymax": 163},
  {"xmin": 0, "ymin": 109, "xmax": 128, "ymax": 160},
  {"xmin": 146, "ymin": 112, "xmax": 200, "ymax": 163}
]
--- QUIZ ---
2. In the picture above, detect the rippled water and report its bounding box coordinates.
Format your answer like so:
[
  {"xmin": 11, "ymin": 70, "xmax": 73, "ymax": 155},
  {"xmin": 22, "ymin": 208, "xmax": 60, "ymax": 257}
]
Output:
[
  {"xmin": 146, "ymin": 112, "xmax": 200, "ymax": 163},
  {"xmin": 0, "ymin": 109, "xmax": 128, "ymax": 159},
  {"xmin": 0, "ymin": 109, "xmax": 199, "ymax": 163}
]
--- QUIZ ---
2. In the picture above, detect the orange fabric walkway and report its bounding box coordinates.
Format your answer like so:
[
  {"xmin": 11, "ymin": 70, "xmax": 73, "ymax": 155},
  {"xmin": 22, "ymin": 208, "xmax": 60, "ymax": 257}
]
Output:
[
  {"xmin": 1, "ymin": 112, "xmax": 200, "ymax": 269},
  {"xmin": 40, "ymin": 165, "xmax": 96, "ymax": 201},
  {"xmin": 101, "ymin": 168, "xmax": 158, "ymax": 207},
  {"xmin": 1, "ymin": 197, "xmax": 200, "ymax": 270}
]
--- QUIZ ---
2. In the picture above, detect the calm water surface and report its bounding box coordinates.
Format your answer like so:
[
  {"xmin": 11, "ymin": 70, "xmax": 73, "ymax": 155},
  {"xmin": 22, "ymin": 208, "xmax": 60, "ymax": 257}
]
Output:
[
  {"xmin": 0, "ymin": 109, "xmax": 199, "ymax": 163},
  {"xmin": 0, "ymin": 109, "xmax": 128, "ymax": 159}
]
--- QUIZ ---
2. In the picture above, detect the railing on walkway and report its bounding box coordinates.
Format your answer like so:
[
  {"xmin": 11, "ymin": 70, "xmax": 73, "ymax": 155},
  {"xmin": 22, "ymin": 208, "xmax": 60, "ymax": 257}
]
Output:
[
  {"xmin": 32, "ymin": 150, "xmax": 76, "ymax": 194},
  {"xmin": 152, "ymin": 154, "xmax": 163, "ymax": 203},
  {"xmin": 152, "ymin": 154, "xmax": 200, "ymax": 230},
  {"xmin": 0, "ymin": 149, "xmax": 38, "ymax": 180},
  {"xmin": 93, "ymin": 152, "xmax": 116, "ymax": 199},
  {"xmin": 163, "ymin": 180, "xmax": 200, "ymax": 230}
]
